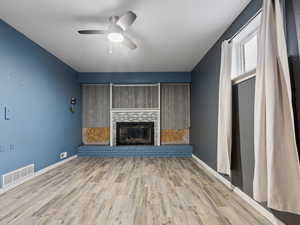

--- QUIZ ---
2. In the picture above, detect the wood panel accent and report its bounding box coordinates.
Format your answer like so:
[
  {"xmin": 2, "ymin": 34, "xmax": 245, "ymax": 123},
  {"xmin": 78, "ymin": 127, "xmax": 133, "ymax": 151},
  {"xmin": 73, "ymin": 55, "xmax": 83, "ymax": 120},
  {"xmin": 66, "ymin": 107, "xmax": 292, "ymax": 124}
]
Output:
[
  {"xmin": 112, "ymin": 85, "xmax": 159, "ymax": 109},
  {"xmin": 161, "ymin": 84, "xmax": 190, "ymax": 130},
  {"xmin": 82, "ymin": 85, "xmax": 110, "ymax": 128},
  {"xmin": 82, "ymin": 128, "xmax": 110, "ymax": 145},
  {"xmin": 161, "ymin": 129, "xmax": 189, "ymax": 144},
  {"xmin": 0, "ymin": 158, "xmax": 272, "ymax": 225}
]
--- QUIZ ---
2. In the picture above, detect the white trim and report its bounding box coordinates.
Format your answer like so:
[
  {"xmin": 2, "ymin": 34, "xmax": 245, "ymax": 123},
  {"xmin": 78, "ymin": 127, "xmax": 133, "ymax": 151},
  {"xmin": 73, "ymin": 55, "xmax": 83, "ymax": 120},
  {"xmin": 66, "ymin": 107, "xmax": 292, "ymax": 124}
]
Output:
[
  {"xmin": 192, "ymin": 154, "xmax": 233, "ymax": 190},
  {"xmin": 110, "ymin": 109, "xmax": 113, "ymax": 147},
  {"xmin": 161, "ymin": 83, "xmax": 190, "ymax": 86},
  {"xmin": 231, "ymin": 11, "xmax": 261, "ymax": 82},
  {"xmin": 112, "ymin": 83, "xmax": 159, "ymax": 87},
  {"xmin": 229, "ymin": 9, "xmax": 262, "ymax": 43},
  {"xmin": 81, "ymin": 84, "xmax": 109, "ymax": 86},
  {"xmin": 0, "ymin": 155, "xmax": 77, "ymax": 196},
  {"xmin": 234, "ymin": 188, "xmax": 286, "ymax": 225},
  {"xmin": 110, "ymin": 83, "xmax": 113, "ymax": 146},
  {"xmin": 192, "ymin": 154, "xmax": 286, "ymax": 225},
  {"xmin": 111, "ymin": 110, "xmax": 160, "ymax": 146},
  {"xmin": 35, "ymin": 155, "xmax": 77, "ymax": 176},
  {"xmin": 158, "ymin": 83, "xmax": 161, "ymax": 146},
  {"xmin": 232, "ymin": 69, "xmax": 256, "ymax": 85},
  {"xmin": 158, "ymin": 83, "xmax": 161, "ymax": 111},
  {"xmin": 110, "ymin": 82, "xmax": 161, "ymax": 146},
  {"xmin": 239, "ymin": 30, "xmax": 259, "ymax": 73}
]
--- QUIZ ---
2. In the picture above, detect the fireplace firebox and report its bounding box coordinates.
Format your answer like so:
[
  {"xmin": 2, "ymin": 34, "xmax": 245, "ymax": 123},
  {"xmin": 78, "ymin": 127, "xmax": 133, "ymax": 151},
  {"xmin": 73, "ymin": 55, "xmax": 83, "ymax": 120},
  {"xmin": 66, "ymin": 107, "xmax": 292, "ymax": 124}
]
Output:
[{"xmin": 116, "ymin": 122, "xmax": 154, "ymax": 145}]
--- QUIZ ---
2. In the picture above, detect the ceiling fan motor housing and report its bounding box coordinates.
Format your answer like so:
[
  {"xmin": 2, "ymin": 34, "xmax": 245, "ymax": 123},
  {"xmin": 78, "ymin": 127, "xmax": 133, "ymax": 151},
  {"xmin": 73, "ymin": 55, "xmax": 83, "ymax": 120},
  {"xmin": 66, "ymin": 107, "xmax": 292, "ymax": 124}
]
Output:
[{"xmin": 109, "ymin": 16, "xmax": 119, "ymax": 24}]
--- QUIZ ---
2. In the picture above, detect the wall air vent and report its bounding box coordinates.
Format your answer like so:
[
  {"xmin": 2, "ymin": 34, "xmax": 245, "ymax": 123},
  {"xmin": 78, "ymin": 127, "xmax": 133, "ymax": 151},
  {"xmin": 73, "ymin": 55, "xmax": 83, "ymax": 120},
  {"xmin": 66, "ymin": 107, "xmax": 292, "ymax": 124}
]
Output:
[{"xmin": 2, "ymin": 164, "xmax": 34, "ymax": 189}]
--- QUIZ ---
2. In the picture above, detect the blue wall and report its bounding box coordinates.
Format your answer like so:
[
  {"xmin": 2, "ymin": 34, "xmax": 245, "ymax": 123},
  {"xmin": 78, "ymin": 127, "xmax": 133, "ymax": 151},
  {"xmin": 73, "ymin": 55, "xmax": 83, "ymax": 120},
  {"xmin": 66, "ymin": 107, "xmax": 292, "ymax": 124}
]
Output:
[
  {"xmin": 0, "ymin": 20, "xmax": 81, "ymax": 182},
  {"xmin": 191, "ymin": 0, "xmax": 300, "ymax": 224},
  {"xmin": 191, "ymin": 0, "xmax": 262, "ymax": 169},
  {"xmin": 79, "ymin": 72, "xmax": 191, "ymax": 84}
]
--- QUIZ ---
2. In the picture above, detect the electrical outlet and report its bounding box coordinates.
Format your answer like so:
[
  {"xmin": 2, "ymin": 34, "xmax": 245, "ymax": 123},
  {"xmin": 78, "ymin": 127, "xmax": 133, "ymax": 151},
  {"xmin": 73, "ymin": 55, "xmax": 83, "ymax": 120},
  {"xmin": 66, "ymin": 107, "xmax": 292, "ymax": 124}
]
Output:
[{"xmin": 60, "ymin": 152, "xmax": 67, "ymax": 159}]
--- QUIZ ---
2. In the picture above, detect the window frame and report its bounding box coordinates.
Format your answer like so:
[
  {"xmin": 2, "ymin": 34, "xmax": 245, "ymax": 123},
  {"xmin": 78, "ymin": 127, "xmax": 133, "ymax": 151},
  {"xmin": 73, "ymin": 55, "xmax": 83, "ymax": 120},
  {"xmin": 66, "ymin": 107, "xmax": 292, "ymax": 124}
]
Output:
[
  {"xmin": 231, "ymin": 12, "xmax": 261, "ymax": 85},
  {"xmin": 240, "ymin": 29, "xmax": 259, "ymax": 74}
]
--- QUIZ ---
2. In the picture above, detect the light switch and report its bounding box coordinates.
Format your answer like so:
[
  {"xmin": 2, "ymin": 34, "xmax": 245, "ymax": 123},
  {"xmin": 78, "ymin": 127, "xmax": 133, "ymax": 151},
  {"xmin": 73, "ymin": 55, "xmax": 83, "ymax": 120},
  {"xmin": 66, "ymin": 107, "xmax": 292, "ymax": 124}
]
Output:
[
  {"xmin": 0, "ymin": 105, "xmax": 4, "ymax": 120},
  {"xmin": 5, "ymin": 106, "xmax": 11, "ymax": 120}
]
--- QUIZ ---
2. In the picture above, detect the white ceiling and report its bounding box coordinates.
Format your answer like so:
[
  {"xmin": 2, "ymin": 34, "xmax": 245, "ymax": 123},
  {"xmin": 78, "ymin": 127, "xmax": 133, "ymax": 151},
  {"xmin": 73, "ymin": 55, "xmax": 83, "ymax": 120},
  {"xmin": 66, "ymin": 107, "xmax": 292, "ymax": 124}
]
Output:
[{"xmin": 0, "ymin": 0, "xmax": 251, "ymax": 72}]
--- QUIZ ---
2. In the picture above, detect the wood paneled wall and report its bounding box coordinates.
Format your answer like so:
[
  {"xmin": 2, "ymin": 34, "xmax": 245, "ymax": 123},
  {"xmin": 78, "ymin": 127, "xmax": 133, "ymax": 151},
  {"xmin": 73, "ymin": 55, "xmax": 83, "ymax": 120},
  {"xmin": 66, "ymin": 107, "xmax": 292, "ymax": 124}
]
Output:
[
  {"xmin": 161, "ymin": 84, "xmax": 190, "ymax": 129},
  {"xmin": 112, "ymin": 86, "xmax": 159, "ymax": 108},
  {"xmin": 81, "ymin": 83, "xmax": 190, "ymax": 145},
  {"xmin": 82, "ymin": 85, "xmax": 110, "ymax": 144},
  {"xmin": 161, "ymin": 84, "xmax": 190, "ymax": 144}
]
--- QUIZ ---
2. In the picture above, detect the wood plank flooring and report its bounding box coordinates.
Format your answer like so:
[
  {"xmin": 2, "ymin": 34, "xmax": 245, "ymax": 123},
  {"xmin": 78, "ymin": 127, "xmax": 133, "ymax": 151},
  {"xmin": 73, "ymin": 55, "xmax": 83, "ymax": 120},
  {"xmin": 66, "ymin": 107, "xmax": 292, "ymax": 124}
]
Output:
[{"xmin": 0, "ymin": 158, "xmax": 272, "ymax": 225}]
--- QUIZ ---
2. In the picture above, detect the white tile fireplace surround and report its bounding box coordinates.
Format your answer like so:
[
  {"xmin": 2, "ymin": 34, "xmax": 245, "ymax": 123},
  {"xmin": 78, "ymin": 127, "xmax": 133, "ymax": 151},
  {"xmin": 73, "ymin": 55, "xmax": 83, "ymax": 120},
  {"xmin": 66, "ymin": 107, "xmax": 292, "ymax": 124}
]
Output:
[{"xmin": 110, "ymin": 110, "xmax": 160, "ymax": 146}]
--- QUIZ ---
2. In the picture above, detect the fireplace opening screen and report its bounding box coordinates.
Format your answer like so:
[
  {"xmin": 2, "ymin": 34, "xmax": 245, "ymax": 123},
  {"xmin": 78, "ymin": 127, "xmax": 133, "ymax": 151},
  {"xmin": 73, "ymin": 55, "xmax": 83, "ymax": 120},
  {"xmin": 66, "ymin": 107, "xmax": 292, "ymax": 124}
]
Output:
[{"xmin": 116, "ymin": 122, "xmax": 154, "ymax": 145}]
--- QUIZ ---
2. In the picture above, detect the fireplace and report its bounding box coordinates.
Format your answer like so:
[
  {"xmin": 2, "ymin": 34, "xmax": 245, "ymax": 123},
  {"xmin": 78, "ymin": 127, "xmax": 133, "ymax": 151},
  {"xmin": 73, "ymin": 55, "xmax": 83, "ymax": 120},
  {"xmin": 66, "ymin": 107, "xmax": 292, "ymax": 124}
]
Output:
[{"xmin": 116, "ymin": 122, "xmax": 154, "ymax": 145}]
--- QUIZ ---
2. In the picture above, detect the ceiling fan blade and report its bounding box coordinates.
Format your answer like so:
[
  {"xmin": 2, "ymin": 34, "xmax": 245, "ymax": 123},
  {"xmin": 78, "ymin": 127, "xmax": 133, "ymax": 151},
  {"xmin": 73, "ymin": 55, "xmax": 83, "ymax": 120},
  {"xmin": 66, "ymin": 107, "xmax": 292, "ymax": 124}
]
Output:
[
  {"xmin": 116, "ymin": 11, "xmax": 137, "ymax": 30},
  {"xmin": 78, "ymin": 30, "xmax": 106, "ymax": 34},
  {"xmin": 122, "ymin": 36, "xmax": 137, "ymax": 50}
]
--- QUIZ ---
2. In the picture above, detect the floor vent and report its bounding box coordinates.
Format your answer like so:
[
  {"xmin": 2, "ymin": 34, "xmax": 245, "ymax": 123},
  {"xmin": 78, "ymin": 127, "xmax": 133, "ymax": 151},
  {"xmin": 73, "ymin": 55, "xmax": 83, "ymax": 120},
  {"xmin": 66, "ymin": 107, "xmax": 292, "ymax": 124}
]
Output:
[{"xmin": 2, "ymin": 164, "xmax": 34, "ymax": 188}]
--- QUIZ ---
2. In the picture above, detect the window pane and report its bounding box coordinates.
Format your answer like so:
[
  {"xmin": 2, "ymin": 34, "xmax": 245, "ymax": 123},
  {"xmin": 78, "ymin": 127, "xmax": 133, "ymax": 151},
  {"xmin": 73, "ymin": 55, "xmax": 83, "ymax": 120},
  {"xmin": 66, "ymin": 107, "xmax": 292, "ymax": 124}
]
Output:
[{"xmin": 244, "ymin": 34, "xmax": 258, "ymax": 72}]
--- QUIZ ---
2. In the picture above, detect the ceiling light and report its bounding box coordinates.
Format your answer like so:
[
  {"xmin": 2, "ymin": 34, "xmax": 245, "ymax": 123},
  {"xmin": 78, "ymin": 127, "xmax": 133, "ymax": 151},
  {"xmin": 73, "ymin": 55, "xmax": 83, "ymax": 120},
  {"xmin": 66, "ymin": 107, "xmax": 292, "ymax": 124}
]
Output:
[{"xmin": 107, "ymin": 32, "xmax": 124, "ymax": 43}]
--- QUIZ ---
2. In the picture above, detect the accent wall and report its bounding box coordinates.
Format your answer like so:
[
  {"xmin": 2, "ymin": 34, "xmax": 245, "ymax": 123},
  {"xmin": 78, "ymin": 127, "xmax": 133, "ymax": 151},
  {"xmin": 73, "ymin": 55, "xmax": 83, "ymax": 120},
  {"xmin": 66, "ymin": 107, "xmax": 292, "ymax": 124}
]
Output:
[
  {"xmin": 0, "ymin": 19, "xmax": 81, "ymax": 185},
  {"xmin": 191, "ymin": 0, "xmax": 300, "ymax": 224}
]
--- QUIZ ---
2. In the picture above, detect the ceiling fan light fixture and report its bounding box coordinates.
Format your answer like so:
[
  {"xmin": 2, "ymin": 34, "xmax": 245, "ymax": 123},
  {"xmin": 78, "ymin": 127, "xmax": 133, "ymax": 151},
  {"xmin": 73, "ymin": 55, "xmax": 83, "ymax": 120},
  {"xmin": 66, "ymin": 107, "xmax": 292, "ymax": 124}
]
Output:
[
  {"xmin": 78, "ymin": 11, "xmax": 137, "ymax": 49},
  {"xmin": 107, "ymin": 32, "xmax": 124, "ymax": 43}
]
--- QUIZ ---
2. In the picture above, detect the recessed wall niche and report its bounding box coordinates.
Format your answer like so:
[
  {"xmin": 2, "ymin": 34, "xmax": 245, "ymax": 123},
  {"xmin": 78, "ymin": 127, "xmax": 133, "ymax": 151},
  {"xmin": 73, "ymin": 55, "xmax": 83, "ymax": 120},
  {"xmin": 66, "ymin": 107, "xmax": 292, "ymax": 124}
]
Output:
[{"xmin": 81, "ymin": 83, "xmax": 190, "ymax": 145}]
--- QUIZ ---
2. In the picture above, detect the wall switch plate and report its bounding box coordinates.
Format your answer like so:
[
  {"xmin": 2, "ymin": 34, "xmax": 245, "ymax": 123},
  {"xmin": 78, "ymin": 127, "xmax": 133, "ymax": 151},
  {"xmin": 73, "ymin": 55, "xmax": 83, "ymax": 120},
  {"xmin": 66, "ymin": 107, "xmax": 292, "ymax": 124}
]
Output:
[
  {"xmin": 0, "ymin": 105, "xmax": 4, "ymax": 120},
  {"xmin": 9, "ymin": 144, "xmax": 15, "ymax": 151},
  {"xmin": 60, "ymin": 152, "xmax": 67, "ymax": 159},
  {"xmin": 70, "ymin": 97, "xmax": 77, "ymax": 105},
  {"xmin": 4, "ymin": 106, "xmax": 11, "ymax": 120}
]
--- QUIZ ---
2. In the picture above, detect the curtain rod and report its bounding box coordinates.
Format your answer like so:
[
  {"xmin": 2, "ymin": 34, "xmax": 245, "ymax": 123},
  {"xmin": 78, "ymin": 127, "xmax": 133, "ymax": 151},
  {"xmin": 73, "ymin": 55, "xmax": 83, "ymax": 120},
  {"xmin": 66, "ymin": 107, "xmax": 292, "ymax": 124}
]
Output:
[{"xmin": 228, "ymin": 8, "xmax": 262, "ymax": 43}]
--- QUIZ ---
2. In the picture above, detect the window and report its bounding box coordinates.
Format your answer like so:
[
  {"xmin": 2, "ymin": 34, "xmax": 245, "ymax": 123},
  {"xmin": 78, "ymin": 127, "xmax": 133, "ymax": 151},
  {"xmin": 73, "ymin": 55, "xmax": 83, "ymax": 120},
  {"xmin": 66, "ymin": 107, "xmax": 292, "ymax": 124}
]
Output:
[
  {"xmin": 242, "ymin": 32, "xmax": 258, "ymax": 72},
  {"xmin": 231, "ymin": 12, "xmax": 261, "ymax": 83}
]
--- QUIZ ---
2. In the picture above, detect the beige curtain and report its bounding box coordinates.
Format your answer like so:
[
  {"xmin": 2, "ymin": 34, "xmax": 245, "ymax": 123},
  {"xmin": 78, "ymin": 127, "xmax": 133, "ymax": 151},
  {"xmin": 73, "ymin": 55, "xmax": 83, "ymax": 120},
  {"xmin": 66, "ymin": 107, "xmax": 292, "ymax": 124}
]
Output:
[
  {"xmin": 254, "ymin": 0, "xmax": 300, "ymax": 214},
  {"xmin": 217, "ymin": 40, "xmax": 233, "ymax": 176}
]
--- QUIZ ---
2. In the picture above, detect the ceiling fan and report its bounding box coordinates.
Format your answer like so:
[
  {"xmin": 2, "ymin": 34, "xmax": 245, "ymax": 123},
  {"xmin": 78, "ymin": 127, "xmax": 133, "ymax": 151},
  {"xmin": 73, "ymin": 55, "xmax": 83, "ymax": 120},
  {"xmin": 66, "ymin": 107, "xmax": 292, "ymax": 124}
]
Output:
[{"xmin": 78, "ymin": 11, "xmax": 138, "ymax": 50}]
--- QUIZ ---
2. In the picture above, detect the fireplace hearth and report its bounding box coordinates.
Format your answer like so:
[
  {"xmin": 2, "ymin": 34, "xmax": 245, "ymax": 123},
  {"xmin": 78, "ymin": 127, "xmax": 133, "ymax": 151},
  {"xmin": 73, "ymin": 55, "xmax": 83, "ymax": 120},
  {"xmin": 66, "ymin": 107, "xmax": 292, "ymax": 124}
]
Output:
[{"xmin": 116, "ymin": 122, "xmax": 154, "ymax": 145}]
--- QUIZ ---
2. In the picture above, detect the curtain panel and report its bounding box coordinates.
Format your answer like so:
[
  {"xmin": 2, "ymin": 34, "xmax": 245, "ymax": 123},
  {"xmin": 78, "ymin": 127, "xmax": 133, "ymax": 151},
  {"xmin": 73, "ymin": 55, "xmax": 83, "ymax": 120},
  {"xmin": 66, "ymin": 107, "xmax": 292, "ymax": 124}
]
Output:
[
  {"xmin": 217, "ymin": 41, "xmax": 233, "ymax": 176},
  {"xmin": 254, "ymin": 0, "xmax": 300, "ymax": 214}
]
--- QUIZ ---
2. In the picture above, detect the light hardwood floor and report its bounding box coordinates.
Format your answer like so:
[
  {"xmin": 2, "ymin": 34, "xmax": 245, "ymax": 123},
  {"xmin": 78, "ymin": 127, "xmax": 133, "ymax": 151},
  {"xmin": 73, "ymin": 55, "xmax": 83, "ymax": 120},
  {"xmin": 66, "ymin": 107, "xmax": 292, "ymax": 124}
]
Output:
[{"xmin": 0, "ymin": 158, "xmax": 272, "ymax": 225}]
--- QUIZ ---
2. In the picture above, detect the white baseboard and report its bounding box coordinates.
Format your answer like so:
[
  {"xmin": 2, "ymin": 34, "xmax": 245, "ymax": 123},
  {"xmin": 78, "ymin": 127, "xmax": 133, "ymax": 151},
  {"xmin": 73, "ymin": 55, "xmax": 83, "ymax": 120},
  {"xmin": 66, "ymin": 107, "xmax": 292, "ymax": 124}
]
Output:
[
  {"xmin": 192, "ymin": 154, "xmax": 286, "ymax": 225},
  {"xmin": 0, "ymin": 155, "xmax": 77, "ymax": 196},
  {"xmin": 233, "ymin": 187, "xmax": 285, "ymax": 225},
  {"xmin": 192, "ymin": 154, "xmax": 234, "ymax": 190},
  {"xmin": 34, "ymin": 155, "xmax": 77, "ymax": 177}
]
